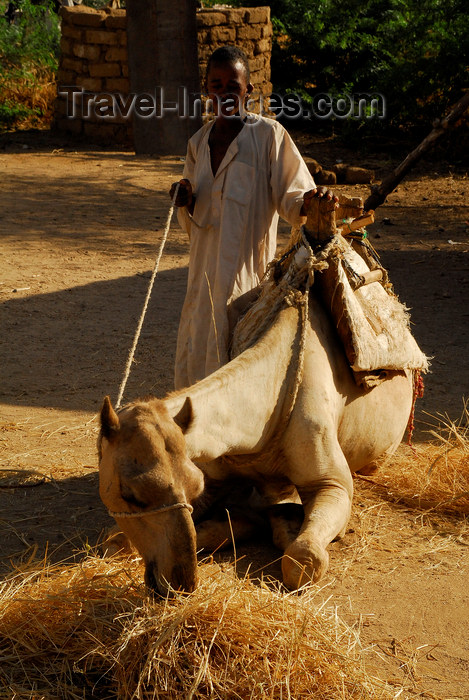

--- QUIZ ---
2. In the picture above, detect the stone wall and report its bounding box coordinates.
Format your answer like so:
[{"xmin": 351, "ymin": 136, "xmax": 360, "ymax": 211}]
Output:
[{"xmin": 53, "ymin": 5, "xmax": 272, "ymax": 146}]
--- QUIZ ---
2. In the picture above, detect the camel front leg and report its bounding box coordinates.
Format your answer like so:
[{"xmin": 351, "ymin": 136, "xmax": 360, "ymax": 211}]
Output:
[
  {"xmin": 194, "ymin": 477, "xmax": 269, "ymax": 553},
  {"xmin": 196, "ymin": 508, "xmax": 267, "ymax": 552},
  {"xmin": 100, "ymin": 523, "xmax": 135, "ymax": 557},
  {"xmin": 281, "ymin": 478, "xmax": 353, "ymax": 590}
]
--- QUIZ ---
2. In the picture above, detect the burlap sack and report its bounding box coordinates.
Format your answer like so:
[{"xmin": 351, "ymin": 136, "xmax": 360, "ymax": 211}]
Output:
[{"xmin": 232, "ymin": 230, "xmax": 429, "ymax": 377}]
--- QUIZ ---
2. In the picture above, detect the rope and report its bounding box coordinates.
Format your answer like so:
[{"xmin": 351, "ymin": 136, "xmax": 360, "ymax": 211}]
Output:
[
  {"xmin": 285, "ymin": 283, "xmax": 310, "ymax": 426},
  {"xmin": 406, "ymin": 370, "xmax": 425, "ymax": 447},
  {"xmin": 115, "ymin": 183, "xmax": 180, "ymax": 409},
  {"xmin": 108, "ymin": 501, "xmax": 193, "ymax": 519},
  {"xmin": 222, "ymin": 281, "xmax": 310, "ymax": 470}
]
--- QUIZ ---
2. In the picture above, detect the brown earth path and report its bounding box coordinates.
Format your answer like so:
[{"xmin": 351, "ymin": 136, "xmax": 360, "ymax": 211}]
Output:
[{"xmin": 0, "ymin": 131, "xmax": 468, "ymax": 698}]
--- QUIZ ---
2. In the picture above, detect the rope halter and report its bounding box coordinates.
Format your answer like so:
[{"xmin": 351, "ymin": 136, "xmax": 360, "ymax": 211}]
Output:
[{"xmin": 108, "ymin": 502, "xmax": 193, "ymax": 519}]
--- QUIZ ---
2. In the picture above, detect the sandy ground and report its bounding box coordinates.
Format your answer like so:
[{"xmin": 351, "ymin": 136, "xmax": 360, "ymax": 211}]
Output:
[{"xmin": 0, "ymin": 130, "xmax": 468, "ymax": 698}]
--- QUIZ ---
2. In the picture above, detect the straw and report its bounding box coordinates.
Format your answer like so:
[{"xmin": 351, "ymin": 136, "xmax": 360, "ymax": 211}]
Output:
[{"xmin": 0, "ymin": 553, "xmax": 396, "ymax": 699}]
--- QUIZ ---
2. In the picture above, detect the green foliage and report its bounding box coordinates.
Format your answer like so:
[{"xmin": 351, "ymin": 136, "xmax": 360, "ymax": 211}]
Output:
[
  {"xmin": 0, "ymin": 97, "xmax": 39, "ymax": 126},
  {"xmin": 0, "ymin": 0, "xmax": 60, "ymax": 71},
  {"xmin": 0, "ymin": 0, "xmax": 60, "ymax": 129},
  {"xmin": 209, "ymin": 0, "xmax": 469, "ymax": 136}
]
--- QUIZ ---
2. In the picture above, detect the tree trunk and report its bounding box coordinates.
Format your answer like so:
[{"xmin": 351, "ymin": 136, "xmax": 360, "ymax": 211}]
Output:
[{"xmin": 126, "ymin": 0, "xmax": 202, "ymax": 155}]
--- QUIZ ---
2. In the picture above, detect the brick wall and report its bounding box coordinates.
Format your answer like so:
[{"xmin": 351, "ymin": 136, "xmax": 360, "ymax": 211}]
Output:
[{"xmin": 53, "ymin": 5, "xmax": 272, "ymax": 146}]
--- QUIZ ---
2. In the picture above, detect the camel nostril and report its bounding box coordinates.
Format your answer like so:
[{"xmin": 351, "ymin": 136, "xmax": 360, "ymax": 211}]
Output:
[
  {"xmin": 144, "ymin": 561, "xmax": 197, "ymax": 596},
  {"xmin": 171, "ymin": 564, "xmax": 198, "ymax": 593},
  {"xmin": 144, "ymin": 562, "xmax": 166, "ymax": 597}
]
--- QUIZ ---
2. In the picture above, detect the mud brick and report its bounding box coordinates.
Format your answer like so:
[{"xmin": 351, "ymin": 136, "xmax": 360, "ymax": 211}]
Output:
[
  {"xmin": 210, "ymin": 26, "xmax": 236, "ymax": 43},
  {"xmin": 79, "ymin": 77, "xmax": 103, "ymax": 92},
  {"xmin": 84, "ymin": 122, "xmax": 113, "ymax": 142},
  {"xmin": 197, "ymin": 29, "xmax": 211, "ymax": 44},
  {"xmin": 85, "ymin": 30, "xmax": 118, "ymax": 46},
  {"xmin": 237, "ymin": 25, "xmax": 262, "ymax": 41},
  {"xmin": 62, "ymin": 57, "xmax": 84, "ymax": 73},
  {"xmin": 105, "ymin": 46, "xmax": 127, "ymax": 62},
  {"xmin": 344, "ymin": 166, "xmax": 375, "ymax": 184},
  {"xmin": 221, "ymin": 9, "xmax": 244, "ymax": 25},
  {"xmin": 61, "ymin": 24, "xmax": 83, "ymax": 41},
  {"xmin": 105, "ymin": 11, "xmax": 126, "ymax": 29},
  {"xmin": 254, "ymin": 38, "xmax": 271, "ymax": 55},
  {"xmin": 89, "ymin": 63, "xmax": 121, "ymax": 78},
  {"xmin": 105, "ymin": 78, "xmax": 130, "ymax": 92},
  {"xmin": 55, "ymin": 116, "xmax": 83, "ymax": 134},
  {"xmin": 197, "ymin": 11, "xmax": 227, "ymax": 27},
  {"xmin": 73, "ymin": 43, "xmax": 102, "ymax": 61},
  {"xmin": 56, "ymin": 69, "xmax": 76, "ymax": 84},
  {"xmin": 62, "ymin": 6, "xmax": 106, "ymax": 28},
  {"xmin": 249, "ymin": 56, "xmax": 264, "ymax": 73},
  {"xmin": 54, "ymin": 96, "xmax": 71, "ymax": 116},
  {"xmin": 239, "ymin": 40, "xmax": 255, "ymax": 56},
  {"xmin": 60, "ymin": 37, "xmax": 71, "ymax": 55},
  {"xmin": 244, "ymin": 7, "xmax": 270, "ymax": 23}
]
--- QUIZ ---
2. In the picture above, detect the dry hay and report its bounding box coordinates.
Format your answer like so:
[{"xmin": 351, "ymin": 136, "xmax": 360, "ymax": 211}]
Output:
[
  {"xmin": 0, "ymin": 66, "xmax": 56, "ymax": 130},
  {"xmin": 360, "ymin": 409, "xmax": 469, "ymax": 518},
  {"xmin": 0, "ymin": 552, "xmax": 398, "ymax": 700}
]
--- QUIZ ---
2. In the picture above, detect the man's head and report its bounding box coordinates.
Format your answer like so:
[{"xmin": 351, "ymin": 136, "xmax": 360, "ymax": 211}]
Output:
[
  {"xmin": 205, "ymin": 46, "xmax": 253, "ymax": 118},
  {"xmin": 206, "ymin": 46, "xmax": 251, "ymax": 84}
]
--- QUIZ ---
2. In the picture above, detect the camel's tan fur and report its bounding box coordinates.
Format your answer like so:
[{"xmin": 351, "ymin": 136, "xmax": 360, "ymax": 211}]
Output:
[
  {"xmin": 99, "ymin": 196, "xmax": 415, "ymax": 594},
  {"xmin": 99, "ymin": 297, "xmax": 412, "ymax": 594}
]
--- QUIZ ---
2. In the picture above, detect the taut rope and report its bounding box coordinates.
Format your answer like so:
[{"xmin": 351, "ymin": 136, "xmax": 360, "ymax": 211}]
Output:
[{"xmin": 115, "ymin": 183, "xmax": 180, "ymax": 410}]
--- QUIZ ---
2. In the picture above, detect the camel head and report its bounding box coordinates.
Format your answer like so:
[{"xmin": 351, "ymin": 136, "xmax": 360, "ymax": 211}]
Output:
[{"xmin": 98, "ymin": 396, "xmax": 204, "ymax": 595}]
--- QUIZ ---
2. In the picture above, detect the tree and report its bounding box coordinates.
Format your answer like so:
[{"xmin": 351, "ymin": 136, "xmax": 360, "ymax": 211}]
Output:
[{"xmin": 217, "ymin": 0, "xmax": 469, "ymax": 138}]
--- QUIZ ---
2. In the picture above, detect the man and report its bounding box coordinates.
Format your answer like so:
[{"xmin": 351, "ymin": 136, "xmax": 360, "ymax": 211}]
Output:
[{"xmin": 170, "ymin": 46, "xmax": 336, "ymax": 389}]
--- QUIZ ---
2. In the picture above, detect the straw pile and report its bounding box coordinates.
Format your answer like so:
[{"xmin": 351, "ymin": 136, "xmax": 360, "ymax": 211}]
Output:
[
  {"xmin": 362, "ymin": 410, "xmax": 469, "ymax": 517},
  {"xmin": 0, "ymin": 68, "xmax": 56, "ymax": 130},
  {"xmin": 0, "ymin": 552, "xmax": 395, "ymax": 700}
]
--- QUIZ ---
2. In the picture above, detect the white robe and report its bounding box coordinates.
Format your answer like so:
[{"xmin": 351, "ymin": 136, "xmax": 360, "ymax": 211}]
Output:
[{"xmin": 175, "ymin": 113, "xmax": 315, "ymax": 389}]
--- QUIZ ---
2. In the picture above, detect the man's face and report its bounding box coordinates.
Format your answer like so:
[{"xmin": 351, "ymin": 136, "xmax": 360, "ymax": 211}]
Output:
[{"xmin": 206, "ymin": 60, "xmax": 252, "ymax": 118}]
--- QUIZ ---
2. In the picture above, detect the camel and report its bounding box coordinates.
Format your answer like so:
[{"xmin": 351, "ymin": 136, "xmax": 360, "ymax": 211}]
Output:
[{"xmin": 98, "ymin": 197, "xmax": 418, "ymax": 595}]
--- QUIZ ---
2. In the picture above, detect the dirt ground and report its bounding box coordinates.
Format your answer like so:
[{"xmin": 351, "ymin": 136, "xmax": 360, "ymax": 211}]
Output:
[{"xmin": 0, "ymin": 129, "xmax": 468, "ymax": 698}]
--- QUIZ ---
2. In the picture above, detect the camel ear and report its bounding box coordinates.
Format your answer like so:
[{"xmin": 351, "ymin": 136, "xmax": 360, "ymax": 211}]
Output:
[
  {"xmin": 100, "ymin": 396, "xmax": 120, "ymax": 440},
  {"xmin": 173, "ymin": 396, "xmax": 193, "ymax": 434}
]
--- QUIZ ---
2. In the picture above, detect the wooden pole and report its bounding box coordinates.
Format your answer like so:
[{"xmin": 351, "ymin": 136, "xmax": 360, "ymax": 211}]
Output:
[{"xmin": 364, "ymin": 91, "xmax": 469, "ymax": 212}]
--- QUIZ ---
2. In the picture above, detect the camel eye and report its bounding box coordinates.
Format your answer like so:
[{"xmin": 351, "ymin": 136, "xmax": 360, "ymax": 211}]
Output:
[{"xmin": 121, "ymin": 487, "xmax": 147, "ymax": 509}]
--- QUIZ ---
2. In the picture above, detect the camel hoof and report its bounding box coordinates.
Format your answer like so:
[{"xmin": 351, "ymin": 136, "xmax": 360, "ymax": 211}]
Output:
[{"xmin": 281, "ymin": 540, "xmax": 329, "ymax": 590}]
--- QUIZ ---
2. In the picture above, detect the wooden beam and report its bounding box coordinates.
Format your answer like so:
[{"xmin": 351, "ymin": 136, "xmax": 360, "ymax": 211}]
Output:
[{"xmin": 364, "ymin": 91, "xmax": 469, "ymax": 212}]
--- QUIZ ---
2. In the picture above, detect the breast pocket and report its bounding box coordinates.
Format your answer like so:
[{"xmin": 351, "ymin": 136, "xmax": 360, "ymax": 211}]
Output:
[{"xmin": 224, "ymin": 161, "xmax": 255, "ymax": 207}]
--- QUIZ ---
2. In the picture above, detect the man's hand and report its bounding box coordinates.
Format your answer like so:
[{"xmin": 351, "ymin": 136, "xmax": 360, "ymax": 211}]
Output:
[
  {"xmin": 170, "ymin": 178, "xmax": 194, "ymax": 209},
  {"xmin": 300, "ymin": 187, "xmax": 339, "ymax": 216}
]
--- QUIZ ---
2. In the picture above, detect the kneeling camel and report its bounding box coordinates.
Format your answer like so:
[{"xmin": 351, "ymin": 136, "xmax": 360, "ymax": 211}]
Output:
[{"xmin": 98, "ymin": 282, "xmax": 413, "ymax": 595}]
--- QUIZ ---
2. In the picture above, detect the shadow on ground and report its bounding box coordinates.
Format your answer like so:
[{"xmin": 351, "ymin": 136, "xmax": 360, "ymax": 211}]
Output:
[{"xmin": 1, "ymin": 269, "xmax": 187, "ymax": 412}]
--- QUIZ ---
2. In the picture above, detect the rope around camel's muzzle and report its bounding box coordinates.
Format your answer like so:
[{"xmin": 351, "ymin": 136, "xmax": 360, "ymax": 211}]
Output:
[{"xmin": 108, "ymin": 502, "xmax": 193, "ymax": 519}]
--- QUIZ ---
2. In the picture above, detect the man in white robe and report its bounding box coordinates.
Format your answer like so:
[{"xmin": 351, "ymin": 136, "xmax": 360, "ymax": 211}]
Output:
[
  {"xmin": 174, "ymin": 112, "xmax": 315, "ymax": 389},
  {"xmin": 170, "ymin": 46, "xmax": 338, "ymax": 389}
]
